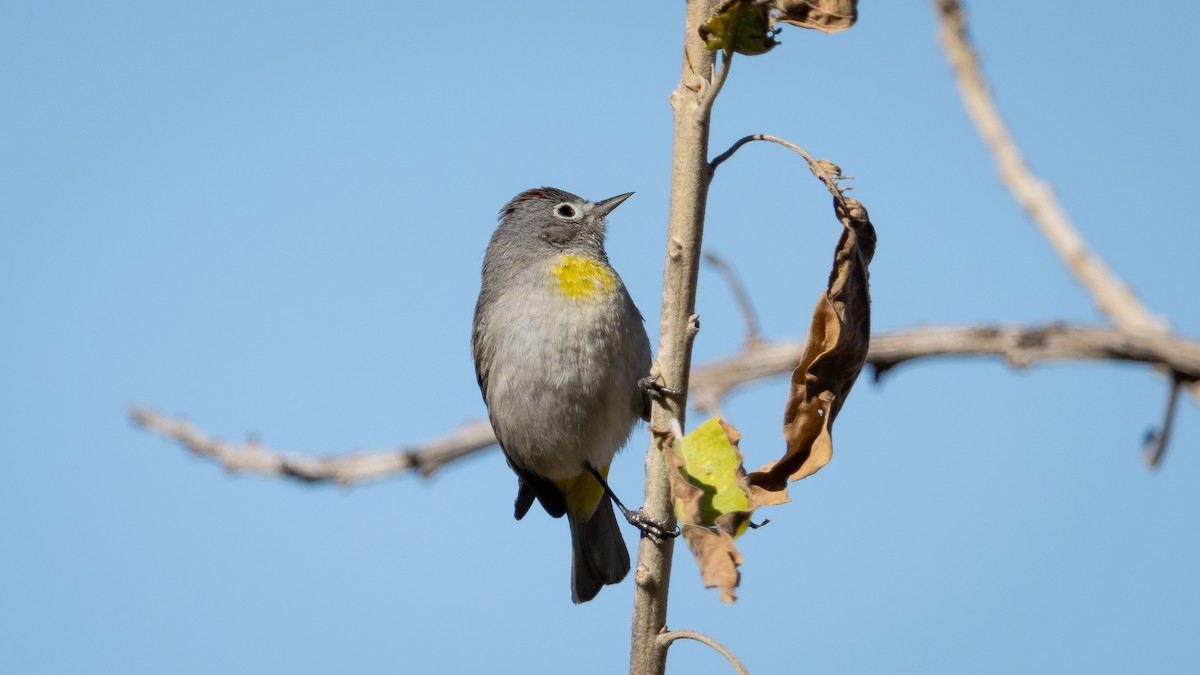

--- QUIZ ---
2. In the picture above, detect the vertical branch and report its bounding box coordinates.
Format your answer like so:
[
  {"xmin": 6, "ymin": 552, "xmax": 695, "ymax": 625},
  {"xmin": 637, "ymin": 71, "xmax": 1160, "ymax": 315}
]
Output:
[{"xmin": 629, "ymin": 1, "xmax": 721, "ymax": 674}]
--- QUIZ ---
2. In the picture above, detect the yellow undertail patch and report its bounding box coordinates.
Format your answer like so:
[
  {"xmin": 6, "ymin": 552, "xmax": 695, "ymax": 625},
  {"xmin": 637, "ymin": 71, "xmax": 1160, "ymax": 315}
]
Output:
[
  {"xmin": 554, "ymin": 465, "xmax": 609, "ymax": 520},
  {"xmin": 552, "ymin": 255, "xmax": 616, "ymax": 300}
]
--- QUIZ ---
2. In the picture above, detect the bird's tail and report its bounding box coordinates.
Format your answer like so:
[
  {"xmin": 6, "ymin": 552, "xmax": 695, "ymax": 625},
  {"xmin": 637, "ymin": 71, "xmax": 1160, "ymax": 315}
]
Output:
[{"xmin": 567, "ymin": 497, "xmax": 630, "ymax": 603}]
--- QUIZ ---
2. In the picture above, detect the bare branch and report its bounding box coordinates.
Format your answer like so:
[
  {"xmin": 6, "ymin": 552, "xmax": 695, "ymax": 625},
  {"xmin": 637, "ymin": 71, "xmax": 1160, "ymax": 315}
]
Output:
[
  {"xmin": 694, "ymin": 323, "xmax": 1200, "ymax": 403},
  {"xmin": 869, "ymin": 325, "xmax": 1200, "ymax": 375},
  {"xmin": 933, "ymin": 0, "xmax": 1169, "ymax": 335},
  {"xmin": 631, "ymin": 0, "xmax": 723, "ymax": 669},
  {"xmin": 658, "ymin": 629, "xmax": 749, "ymax": 675},
  {"xmin": 709, "ymin": 133, "xmax": 852, "ymax": 208},
  {"xmin": 130, "ymin": 407, "xmax": 495, "ymax": 484},
  {"xmin": 132, "ymin": 324, "xmax": 1200, "ymax": 486}
]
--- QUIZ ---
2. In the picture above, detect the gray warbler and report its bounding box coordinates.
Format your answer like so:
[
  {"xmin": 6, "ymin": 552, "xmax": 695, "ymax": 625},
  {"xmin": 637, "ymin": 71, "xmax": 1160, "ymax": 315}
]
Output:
[{"xmin": 471, "ymin": 187, "xmax": 673, "ymax": 603}]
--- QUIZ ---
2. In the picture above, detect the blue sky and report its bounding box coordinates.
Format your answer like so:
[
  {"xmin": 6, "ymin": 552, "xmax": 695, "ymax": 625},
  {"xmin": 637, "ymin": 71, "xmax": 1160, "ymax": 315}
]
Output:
[{"xmin": 3, "ymin": 1, "xmax": 1198, "ymax": 673}]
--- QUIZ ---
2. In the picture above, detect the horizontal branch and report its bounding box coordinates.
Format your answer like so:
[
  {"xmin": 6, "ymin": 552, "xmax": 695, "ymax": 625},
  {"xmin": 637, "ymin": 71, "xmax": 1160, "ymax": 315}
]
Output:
[
  {"xmin": 871, "ymin": 324, "xmax": 1200, "ymax": 372},
  {"xmin": 130, "ymin": 408, "xmax": 495, "ymax": 484},
  {"xmin": 690, "ymin": 323, "xmax": 1200, "ymax": 408},
  {"xmin": 132, "ymin": 323, "xmax": 1200, "ymax": 485}
]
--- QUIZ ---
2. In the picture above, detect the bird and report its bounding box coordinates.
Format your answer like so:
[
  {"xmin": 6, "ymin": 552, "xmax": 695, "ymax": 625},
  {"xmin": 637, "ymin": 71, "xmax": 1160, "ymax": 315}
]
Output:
[{"xmin": 471, "ymin": 186, "xmax": 653, "ymax": 603}]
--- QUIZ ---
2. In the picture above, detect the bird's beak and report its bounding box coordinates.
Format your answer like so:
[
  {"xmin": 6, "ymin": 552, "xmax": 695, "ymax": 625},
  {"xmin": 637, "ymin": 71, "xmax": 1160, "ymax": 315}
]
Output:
[{"xmin": 589, "ymin": 192, "xmax": 634, "ymax": 218}]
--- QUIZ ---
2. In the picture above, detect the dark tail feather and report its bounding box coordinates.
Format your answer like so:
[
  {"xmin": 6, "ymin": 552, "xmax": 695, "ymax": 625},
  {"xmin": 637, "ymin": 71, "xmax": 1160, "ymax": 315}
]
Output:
[{"xmin": 568, "ymin": 498, "xmax": 630, "ymax": 603}]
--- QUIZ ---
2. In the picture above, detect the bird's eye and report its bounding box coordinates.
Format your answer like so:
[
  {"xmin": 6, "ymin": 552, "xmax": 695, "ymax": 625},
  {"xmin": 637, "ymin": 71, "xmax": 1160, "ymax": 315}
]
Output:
[{"xmin": 553, "ymin": 203, "xmax": 578, "ymax": 220}]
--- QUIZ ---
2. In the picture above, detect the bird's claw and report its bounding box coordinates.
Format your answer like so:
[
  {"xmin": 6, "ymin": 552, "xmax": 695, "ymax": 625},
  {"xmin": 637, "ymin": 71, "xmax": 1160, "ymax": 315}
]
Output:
[
  {"xmin": 620, "ymin": 506, "xmax": 680, "ymax": 544},
  {"xmin": 639, "ymin": 375, "xmax": 680, "ymax": 398},
  {"xmin": 639, "ymin": 376, "xmax": 681, "ymax": 421}
]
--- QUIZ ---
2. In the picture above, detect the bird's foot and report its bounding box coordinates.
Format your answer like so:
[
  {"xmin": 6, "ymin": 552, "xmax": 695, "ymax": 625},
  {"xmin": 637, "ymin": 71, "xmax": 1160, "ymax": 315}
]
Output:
[
  {"xmin": 639, "ymin": 375, "xmax": 681, "ymax": 421},
  {"xmin": 617, "ymin": 504, "xmax": 680, "ymax": 544}
]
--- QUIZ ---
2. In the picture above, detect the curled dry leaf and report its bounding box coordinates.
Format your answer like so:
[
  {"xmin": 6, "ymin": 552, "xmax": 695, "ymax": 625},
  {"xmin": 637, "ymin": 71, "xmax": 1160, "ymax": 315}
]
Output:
[
  {"xmin": 749, "ymin": 197, "xmax": 875, "ymax": 492},
  {"xmin": 700, "ymin": 0, "xmax": 780, "ymax": 55},
  {"xmin": 775, "ymin": 0, "xmax": 858, "ymax": 34},
  {"xmin": 680, "ymin": 526, "xmax": 743, "ymax": 604},
  {"xmin": 815, "ymin": 159, "xmax": 843, "ymax": 179},
  {"xmin": 659, "ymin": 418, "xmax": 789, "ymax": 603}
]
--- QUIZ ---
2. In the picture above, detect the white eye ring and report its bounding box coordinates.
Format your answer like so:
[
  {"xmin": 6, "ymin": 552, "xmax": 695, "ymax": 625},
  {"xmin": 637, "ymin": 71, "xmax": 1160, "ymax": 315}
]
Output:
[{"xmin": 552, "ymin": 202, "xmax": 580, "ymax": 220}]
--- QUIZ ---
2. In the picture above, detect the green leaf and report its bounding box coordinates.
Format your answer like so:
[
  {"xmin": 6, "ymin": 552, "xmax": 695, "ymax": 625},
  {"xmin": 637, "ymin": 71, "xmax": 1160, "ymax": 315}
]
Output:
[
  {"xmin": 700, "ymin": 0, "xmax": 779, "ymax": 56},
  {"xmin": 673, "ymin": 418, "xmax": 750, "ymax": 526}
]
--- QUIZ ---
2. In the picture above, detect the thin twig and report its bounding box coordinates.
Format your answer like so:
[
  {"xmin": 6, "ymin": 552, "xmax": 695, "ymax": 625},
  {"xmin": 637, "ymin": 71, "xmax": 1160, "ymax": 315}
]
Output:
[
  {"xmin": 1142, "ymin": 374, "xmax": 1183, "ymax": 468},
  {"xmin": 709, "ymin": 133, "xmax": 850, "ymax": 208},
  {"xmin": 707, "ymin": 135, "xmax": 755, "ymax": 176},
  {"xmin": 704, "ymin": 48, "xmax": 735, "ymax": 111},
  {"xmin": 704, "ymin": 251, "xmax": 762, "ymax": 347},
  {"xmin": 657, "ymin": 629, "xmax": 750, "ymax": 675}
]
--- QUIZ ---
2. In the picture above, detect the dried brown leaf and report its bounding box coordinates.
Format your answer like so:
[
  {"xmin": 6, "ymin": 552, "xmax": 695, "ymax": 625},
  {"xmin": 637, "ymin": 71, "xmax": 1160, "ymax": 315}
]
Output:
[
  {"xmin": 749, "ymin": 198, "xmax": 874, "ymax": 492},
  {"xmin": 681, "ymin": 525, "xmax": 744, "ymax": 604},
  {"xmin": 775, "ymin": 0, "xmax": 858, "ymax": 34}
]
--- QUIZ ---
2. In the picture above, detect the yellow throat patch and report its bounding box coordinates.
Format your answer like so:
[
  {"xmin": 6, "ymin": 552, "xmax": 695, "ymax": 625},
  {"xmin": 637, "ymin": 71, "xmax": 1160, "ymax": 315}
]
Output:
[{"xmin": 551, "ymin": 255, "xmax": 616, "ymax": 300}]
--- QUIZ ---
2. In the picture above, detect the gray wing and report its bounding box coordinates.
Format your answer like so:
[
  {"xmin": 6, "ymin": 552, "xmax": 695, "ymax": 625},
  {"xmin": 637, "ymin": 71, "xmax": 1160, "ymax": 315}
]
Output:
[{"xmin": 471, "ymin": 290, "xmax": 567, "ymax": 520}]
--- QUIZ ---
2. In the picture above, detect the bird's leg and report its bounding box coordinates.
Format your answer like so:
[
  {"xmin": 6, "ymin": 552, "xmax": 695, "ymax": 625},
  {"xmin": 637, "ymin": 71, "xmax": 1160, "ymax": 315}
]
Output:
[{"xmin": 585, "ymin": 463, "xmax": 679, "ymax": 542}]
